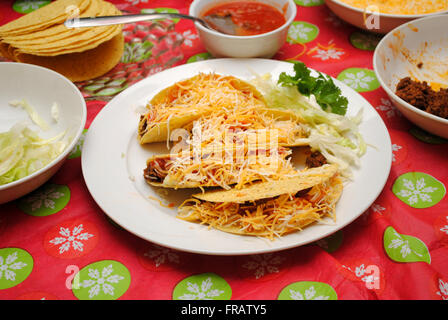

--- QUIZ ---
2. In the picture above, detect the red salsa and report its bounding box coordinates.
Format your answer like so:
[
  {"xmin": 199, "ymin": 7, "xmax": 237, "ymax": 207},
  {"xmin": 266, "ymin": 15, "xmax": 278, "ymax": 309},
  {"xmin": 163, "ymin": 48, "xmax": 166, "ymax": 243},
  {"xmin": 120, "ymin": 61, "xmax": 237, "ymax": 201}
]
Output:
[{"xmin": 202, "ymin": 1, "xmax": 287, "ymax": 36}]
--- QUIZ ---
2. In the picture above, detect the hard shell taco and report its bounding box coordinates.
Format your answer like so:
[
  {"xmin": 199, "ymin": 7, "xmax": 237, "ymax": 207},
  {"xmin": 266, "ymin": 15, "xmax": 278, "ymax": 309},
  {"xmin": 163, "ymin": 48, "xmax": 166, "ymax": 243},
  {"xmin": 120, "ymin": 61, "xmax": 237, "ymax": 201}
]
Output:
[
  {"xmin": 137, "ymin": 73, "xmax": 267, "ymax": 144},
  {"xmin": 143, "ymin": 145, "xmax": 298, "ymax": 190},
  {"xmin": 177, "ymin": 164, "xmax": 343, "ymax": 239}
]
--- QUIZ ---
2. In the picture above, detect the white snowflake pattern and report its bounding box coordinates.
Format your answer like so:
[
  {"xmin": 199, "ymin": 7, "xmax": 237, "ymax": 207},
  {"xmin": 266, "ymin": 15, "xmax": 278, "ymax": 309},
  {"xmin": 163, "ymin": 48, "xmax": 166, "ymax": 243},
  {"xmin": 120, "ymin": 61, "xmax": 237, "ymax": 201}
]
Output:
[
  {"xmin": 361, "ymin": 203, "xmax": 385, "ymax": 221},
  {"xmin": 148, "ymin": 66, "xmax": 163, "ymax": 76},
  {"xmin": 342, "ymin": 264, "xmax": 379, "ymax": 286},
  {"xmin": 0, "ymin": 251, "xmax": 27, "ymax": 282},
  {"xmin": 143, "ymin": 244, "xmax": 180, "ymax": 267},
  {"xmin": 182, "ymin": 30, "xmax": 198, "ymax": 47},
  {"xmin": 178, "ymin": 277, "xmax": 224, "ymax": 300},
  {"xmin": 371, "ymin": 203, "xmax": 386, "ymax": 214},
  {"xmin": 79, "ymin": 264, "xmax": 125, "ymax": 299},
  {"xmin": 341, "ymin": 70, "xmax": 375, "ymax": 91},
  {"xmin": 396, "ymin": 177, "xmax": 438, "ymax": 205},
  {"xmin": 289, "ymin": 286, "xmax": 329, "ymax": 300},
  {"xmin": 387, "ymin": 230, "xmax": 422, "ymax": 259},
  {"xmin": 325, "ymin": 12, "xmax": 345, "ymax": 27},
  {"xmin": 376, "ymin": 98, "xmax": 401, "ymax": 118},
  {"xmin": 440, "ymin": 217, "xmax": 448, "ymax": 235},
  {"xmin": 24, "ymin": 186, "xmax": 65, "ymax": 212},
  {"xmin": 392, "ymin": 144, "xmax": 402, "ymax": 162},
  {"xmin": 15, "ymin": 0, "xmax": 48, "ymax": 11},
  {"xmin": 69, "ymin": 132, "xmax": 85, "ymax": 157},
  {"xmin": 242, "ymin": 253, "xmax": 284, "ymax": 279},
  {"xmin": 49, "ymin": 224, "xmax": 94, "ymax": 254},
  {"xmin": 312, "ymin": 48, "xmax": 344, "ymax": 61},
  {"xmin": 436, "ymin": 279, "xmax": 448, "ymax": 300},
  {"xmin": 289, "ymin": 23, "xmax": 314, "ymax": 42}
]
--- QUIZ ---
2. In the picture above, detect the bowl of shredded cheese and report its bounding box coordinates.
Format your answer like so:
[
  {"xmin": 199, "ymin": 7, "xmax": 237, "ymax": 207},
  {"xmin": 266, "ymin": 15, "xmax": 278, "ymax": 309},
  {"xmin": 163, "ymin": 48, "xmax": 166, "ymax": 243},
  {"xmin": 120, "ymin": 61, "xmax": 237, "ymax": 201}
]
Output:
[
  {"xmin": 325, "ymin": 0, "xmax": 448, "ymax": 34},
  {"xmin": 0, "ymin": 62, "xmax": 86, "ymax": 204}
]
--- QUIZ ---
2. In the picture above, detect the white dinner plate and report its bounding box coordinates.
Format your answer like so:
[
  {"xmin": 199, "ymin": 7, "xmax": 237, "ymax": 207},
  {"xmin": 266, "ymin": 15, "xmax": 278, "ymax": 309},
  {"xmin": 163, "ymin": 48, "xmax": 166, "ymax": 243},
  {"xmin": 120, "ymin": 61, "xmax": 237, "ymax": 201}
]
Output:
[{"xmin": 82, "ymin": 58, "xmax": 392, "ymax": 255}]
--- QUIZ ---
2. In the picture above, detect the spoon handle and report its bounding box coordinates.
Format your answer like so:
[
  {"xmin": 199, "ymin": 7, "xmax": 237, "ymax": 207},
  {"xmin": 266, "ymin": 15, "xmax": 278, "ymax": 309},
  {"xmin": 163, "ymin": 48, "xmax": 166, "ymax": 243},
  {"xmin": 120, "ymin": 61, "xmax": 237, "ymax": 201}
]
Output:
[{"xmin": 64, "ymin": 13, "xmax": 207, "ymax": 28}]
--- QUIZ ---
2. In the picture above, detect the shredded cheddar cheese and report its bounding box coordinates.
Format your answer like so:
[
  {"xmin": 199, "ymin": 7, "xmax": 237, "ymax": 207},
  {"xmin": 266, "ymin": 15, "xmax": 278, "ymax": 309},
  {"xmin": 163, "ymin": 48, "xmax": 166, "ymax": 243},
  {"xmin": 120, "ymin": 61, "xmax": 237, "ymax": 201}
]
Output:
[
  {"xmin": 178, "ymin": 175, "xmax": 343, "ymax": 240},
  {"xmin": 182, "ymin": 103, "xmax": 308, "ymax": 148},
  {"xmin": 146, "ymin": 99, "xmax": 310, "ymax": 190},
  {"xmin": 338, "ymin": 0, "xmax": 448, "ymax": 15},
  {"xmin": 144, "ymin": 73, "xmax": 266, "ymax": 126},
  {"xmin": 149, "ymin": 145, "xmax": 298, "ymax": 190}
]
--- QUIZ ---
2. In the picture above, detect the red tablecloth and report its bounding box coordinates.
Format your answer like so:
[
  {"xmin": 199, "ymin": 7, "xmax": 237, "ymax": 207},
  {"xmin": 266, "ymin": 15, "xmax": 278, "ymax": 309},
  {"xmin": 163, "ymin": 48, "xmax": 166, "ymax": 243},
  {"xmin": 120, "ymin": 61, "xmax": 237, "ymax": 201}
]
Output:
[{"xmin": 1, "ymin": 0, "xmax": 447, "ymax": 301}]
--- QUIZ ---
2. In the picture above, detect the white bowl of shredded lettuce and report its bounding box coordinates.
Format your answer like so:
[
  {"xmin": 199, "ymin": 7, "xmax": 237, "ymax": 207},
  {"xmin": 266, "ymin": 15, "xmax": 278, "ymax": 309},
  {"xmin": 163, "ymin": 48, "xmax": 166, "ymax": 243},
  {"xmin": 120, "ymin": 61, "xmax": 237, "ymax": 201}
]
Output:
[{"xmin": 0, "ymin": 62, "xmax": 86, "ymax": 204}]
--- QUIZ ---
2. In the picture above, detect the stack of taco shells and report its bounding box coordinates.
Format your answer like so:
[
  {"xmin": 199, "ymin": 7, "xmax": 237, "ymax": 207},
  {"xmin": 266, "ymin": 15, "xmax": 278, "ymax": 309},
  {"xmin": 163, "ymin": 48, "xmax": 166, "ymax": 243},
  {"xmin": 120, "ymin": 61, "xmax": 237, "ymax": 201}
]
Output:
[{"xmin": 0, "ymin": 0, "xmax": 124, "ymax": 82}]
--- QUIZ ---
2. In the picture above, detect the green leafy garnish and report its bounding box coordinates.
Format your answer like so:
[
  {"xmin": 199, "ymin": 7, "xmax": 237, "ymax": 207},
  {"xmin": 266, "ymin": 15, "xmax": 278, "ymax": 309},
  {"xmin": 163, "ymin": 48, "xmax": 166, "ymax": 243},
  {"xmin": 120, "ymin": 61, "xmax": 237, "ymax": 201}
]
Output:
[{"xmin": 278, "ymin": 62, "xmax": 348, "ymax": 115}]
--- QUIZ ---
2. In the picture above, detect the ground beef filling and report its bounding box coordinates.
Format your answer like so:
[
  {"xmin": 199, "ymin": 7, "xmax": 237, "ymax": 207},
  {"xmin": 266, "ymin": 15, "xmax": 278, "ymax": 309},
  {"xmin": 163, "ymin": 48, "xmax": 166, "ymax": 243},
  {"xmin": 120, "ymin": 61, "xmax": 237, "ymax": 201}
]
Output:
[
  {"xmin": 297, "ymin": 150, "xmax": 328, "ymax": 197},
  {"xmin": 143, "ymin": 159, "xmax": 170, "ymax": 182},
  {"xmin": 306, "ymin": 150, "xmax": 328, "ymax": 168},
  {"xmin": 395, "ymin": 77, "xmax": 448, "ymax": 119}
]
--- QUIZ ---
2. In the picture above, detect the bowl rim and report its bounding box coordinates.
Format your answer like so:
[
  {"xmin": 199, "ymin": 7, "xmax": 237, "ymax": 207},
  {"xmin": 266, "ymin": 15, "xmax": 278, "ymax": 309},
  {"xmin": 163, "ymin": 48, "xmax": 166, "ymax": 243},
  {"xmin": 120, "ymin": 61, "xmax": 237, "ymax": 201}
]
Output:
[
  {"xmin": 327, "ymin": 0, "xmax": 448, "ymax": 19},
  {"xmin": 0, "ymin": 62, "xmax": 87, "ymax": 191},
  {"xmin": 373, "ymin": 15, "xmax": 448, "ymax": 126},
  {"xmin": 189, "ymin": 0, "xmax": 297, "ymax": 39}
]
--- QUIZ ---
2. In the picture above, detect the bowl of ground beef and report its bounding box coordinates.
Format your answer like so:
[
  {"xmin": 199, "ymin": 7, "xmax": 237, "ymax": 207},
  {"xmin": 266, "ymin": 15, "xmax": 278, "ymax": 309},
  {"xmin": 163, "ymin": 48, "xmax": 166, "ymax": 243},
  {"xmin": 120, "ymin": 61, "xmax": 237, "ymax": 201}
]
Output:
[{"xmin": 373, "ymin": 15, "xmax": 448, "ymax": 139}]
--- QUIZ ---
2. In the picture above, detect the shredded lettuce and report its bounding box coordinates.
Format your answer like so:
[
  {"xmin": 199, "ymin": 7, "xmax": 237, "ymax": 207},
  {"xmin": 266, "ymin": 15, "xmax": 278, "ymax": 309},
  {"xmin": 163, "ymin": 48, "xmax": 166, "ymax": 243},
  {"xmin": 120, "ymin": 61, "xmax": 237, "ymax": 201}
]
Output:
[
  {"xmin": 9, "ymin": 99, "xmax": 50, "ymax": 131},
  {"xmin": 0, "ymin": 122, "xmax": 69, "ymax": 186},
  {"xmin": 251, "ymin": 73, "xmax": 366, "ymax": 177}
]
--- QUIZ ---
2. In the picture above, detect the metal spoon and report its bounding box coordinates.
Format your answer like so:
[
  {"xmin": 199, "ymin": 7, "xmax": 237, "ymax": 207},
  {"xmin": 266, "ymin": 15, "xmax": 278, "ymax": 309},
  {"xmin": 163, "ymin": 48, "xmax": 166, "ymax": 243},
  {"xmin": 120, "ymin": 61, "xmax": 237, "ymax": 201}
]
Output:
[{"xmin": 64, "ymin": 13, "xmax": 237, "ymax": 35}]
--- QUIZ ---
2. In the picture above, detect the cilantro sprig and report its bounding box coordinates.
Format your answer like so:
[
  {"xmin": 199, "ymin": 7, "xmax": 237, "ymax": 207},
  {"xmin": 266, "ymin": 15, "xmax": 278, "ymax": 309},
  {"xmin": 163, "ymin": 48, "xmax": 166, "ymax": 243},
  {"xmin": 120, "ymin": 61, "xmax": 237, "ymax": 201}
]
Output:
[{"xmin": 278, "ymin": 62, "xmax": 348, "ymax": 115}]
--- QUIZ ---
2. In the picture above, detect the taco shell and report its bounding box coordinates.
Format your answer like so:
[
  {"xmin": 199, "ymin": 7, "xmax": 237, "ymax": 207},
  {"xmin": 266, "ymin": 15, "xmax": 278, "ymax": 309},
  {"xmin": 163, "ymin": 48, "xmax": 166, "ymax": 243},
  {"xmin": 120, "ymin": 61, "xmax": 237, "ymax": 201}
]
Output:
[
  {"xmin": 193, "ymin": 164, "xmax": 339, "ymax": 203},
  {"xmin": 177, "ymin": 168, "xmax": 343, "ymax": 238},
  {"xmin": 138, "ymin": 74, "xmax": 266, "ymax": 144}
]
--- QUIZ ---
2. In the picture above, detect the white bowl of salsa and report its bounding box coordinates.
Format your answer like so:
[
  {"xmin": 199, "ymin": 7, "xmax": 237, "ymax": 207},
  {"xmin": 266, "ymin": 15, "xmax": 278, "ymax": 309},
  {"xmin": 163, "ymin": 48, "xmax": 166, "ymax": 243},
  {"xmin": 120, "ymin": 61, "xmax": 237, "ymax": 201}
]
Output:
[{"xmin": 189, "ymin": 0, "xmax": 297, "ymax": 58}]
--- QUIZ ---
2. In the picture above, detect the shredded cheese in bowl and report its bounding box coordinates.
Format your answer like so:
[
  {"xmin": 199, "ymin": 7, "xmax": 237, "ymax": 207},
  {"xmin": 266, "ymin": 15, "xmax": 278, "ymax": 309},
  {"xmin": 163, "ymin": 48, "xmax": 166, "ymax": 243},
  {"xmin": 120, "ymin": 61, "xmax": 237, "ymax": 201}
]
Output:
[{"xmin": 337, "ymin": 0, "xmax": 448, "ymax": 15}]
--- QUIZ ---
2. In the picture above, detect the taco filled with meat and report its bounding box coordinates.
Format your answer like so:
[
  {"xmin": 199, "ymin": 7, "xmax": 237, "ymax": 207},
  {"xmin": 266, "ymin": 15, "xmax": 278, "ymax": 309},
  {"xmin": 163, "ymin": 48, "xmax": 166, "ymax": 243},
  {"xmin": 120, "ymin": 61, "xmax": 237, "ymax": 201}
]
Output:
[
  {"xmin": 137, "ymin": 73, "xmax": 267, "ymax": 144},
  {"xmin": 143, "ymin": 144, "xmax": 299, "ymax": 190},
  {"xmin": 177, "ymin": 164, "xmax": 343, "ymax": 239}
]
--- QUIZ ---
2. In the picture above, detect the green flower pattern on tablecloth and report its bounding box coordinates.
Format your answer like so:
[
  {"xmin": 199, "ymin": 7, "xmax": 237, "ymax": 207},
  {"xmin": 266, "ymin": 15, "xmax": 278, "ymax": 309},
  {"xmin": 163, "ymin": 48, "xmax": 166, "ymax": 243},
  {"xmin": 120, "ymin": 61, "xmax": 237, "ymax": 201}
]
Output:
[
  {"xmin": 121, "ymin": 41, "xmax": 154, "ymax": 64},
  {"xmin": 295, "ymin": 0, "xmax": 324, "ymax": 6},
  {"xmin": 173, "ymin": 273, "xmax": 232, "ymax": 300},
  {"xmin": 384, "ymin": 227, "xmax": 431, "ymax": 264},
  {"xmin": 68, "ymin": 129, "xmax": 87, "ymax": 159},
  {"xmin": 350, "ymin": 31, "xmax": 382, "ymax": 51},
  {"xmin": 392, "ymin": 172, "xmax": 445, "ymax": 208},
  {"xmin": 0, "ymin": 248, "xmax": 33, "ymax": 290},
  {"xmin": 17, "ymin": 184, "xmax": 70, "ymax": 216},
  {"xmin": 83, "ymin": 78, "xmax": 128, "ymax": 97},
  {"xmin": 72, "ymin": 260, "xmax": 131, "ymax": 300},
  {"xmin": 287, "ymin": 21, "xmax": 319, "ymax": 44},
  {"xmin": 315, "ymin": 230, "xmax": 343, "ymax": 253},
  {"xmin": 278, "ymin": 281, "xmax": 337, "ymax": 300},
  {"xmin": 13, "ymin": 0, "xmax": 50, "ymax": 14},
  {"xmin": 140, "ymin": 8, "xmax": 180, "ymax": 23},
  {"xmin": 187, "ymin": 52, "xmax": 213, "ymax": 63},
  {"xmin": 2, "ymin": 0, "xmax": 448, "ymax": 301},
  {"xmin": 409, "ymin": 127, "xmax": 448, "ymax": 145},
  {"xmin": 337, "ymin": 68, "xmax": 380, "ymax": 92}
]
